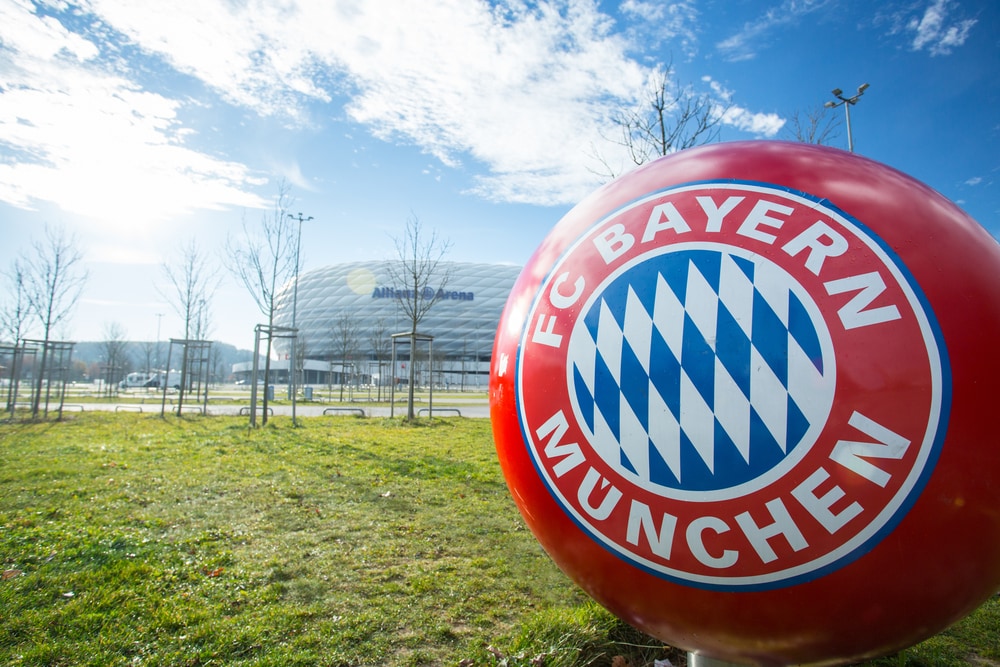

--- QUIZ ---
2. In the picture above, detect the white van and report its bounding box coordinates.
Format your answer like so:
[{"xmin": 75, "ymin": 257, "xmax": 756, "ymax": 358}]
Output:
[
  {"xmin": 147, "ymin": 370, "xmax": 182, "ymax": 390},
  {"xmin": 118, "ymin": 372, "xmax": 158, "ymax": 389}
]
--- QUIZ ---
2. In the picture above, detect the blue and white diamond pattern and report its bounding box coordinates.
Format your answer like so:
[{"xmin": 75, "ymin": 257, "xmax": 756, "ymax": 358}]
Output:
[{"xmin": 568, "ymin": 247, "xmax": 834, "ymax": 495}]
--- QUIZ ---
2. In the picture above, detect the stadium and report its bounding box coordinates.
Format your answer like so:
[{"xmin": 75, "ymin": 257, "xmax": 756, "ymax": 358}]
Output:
[{"xmin": 234, "ymin": 261, "xmax": 522, "ymax": 389}]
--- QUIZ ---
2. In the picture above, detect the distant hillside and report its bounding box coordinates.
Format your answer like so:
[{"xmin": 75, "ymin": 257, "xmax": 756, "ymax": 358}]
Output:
[{"xmin": 70, "ymin": 341, "xmax": 254, "ymax": 381}]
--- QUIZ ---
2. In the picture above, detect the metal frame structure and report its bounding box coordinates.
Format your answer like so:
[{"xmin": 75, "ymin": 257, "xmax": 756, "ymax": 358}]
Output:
[
  {"xmin": 248, "ymin": 324, "xmax": 298, "ymax": 427},
  {"xmin": 159, "ymin": 338, "xmax": 213, "ymax": 417},
  {"xmin": 389, "ymin": 331, "xmax": 434, "ymax": 419},
  {"xmin": 18, "ymin": 339, "xmax": 75, "ymax": 419},
  {"xmin": 100, "ymin": 363, "xmax": 123, "ymax": 398},
  {"xmin": 1, "ymin": 341, "xmax": 34, "ymax": 416}
]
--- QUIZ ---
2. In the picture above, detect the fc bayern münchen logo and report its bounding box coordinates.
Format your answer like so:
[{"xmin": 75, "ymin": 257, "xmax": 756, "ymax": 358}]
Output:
[{"xmin": 514, "ymin": 181, "xmax": 950, "ymax": 590}]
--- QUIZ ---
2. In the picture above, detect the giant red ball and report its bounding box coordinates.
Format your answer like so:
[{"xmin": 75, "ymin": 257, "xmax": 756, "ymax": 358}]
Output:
[{"xmin": 489, "ymin": 141, "xmax": 1000, "ymax": 665}]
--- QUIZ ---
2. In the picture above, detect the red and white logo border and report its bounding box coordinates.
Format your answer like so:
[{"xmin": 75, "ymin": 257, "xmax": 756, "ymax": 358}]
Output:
[{"xmin": 513, "ymin": 181, "xmax": 950, "ymax": 590}]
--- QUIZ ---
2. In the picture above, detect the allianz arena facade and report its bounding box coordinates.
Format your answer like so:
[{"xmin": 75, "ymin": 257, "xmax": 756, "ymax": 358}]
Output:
[{"xmin": 268, "ymin": 261, "xmax": 522, "ymax": 388}]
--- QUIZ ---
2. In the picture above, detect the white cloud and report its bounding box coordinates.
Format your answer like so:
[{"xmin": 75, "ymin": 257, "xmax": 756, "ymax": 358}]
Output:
[
  {"xmin": 720, "ymin": 107, "xmax": 785, "ymax": 137},
  {"xmin": 703, "ymin": 75, "xmax": 734, "ymax": 103},
  {"xmin": 716, "ymin": 0, "xmax": 831, "ymax": 62},
  {"xmin": 73, "ymin": 0, "xmax": 719, "ymax": 205},
  {"xmin": 327, "ymin": 1, "xmax": 651, "ymax": 204},
  {"xmin": 82, "ymin": 0, "xmax": 330, "ymax": 119},
  {"xmin": 620, "ymin": 0, "xmax": 699, "ymax": 57},
  {"xmin": 7, "ymin": 0, "xmax": 654, "ymax": 206},
  {"xmin": 269, "ymin": 160, "xmax": 317, "ymax": 194},
  {"xmin": 1, "ymin": 0, "xmax": 789, "ymax": 212},
  {"xmin": 908, "ymin": 0, "xmax": 976, "ymax": 56},
  {"xmin": 0, "ymin": 1, "xmax": 267, "ymax": 230},
  {"xmin": 702, "ymin": 76, "xmax": 784, "ymax": 137},
  {"xmin": 1, "ymin": 0, "xmax": 95, "ymax": 60},
  {"xmin": 965, "ymin": 176, "xmax": 983, "ymax": 186}
]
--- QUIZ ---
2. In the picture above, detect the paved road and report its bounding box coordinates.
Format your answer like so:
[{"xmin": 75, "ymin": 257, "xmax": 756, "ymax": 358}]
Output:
[{"xmin": 53, "ymin": 397, "xmax": 491, "ymax": 419}]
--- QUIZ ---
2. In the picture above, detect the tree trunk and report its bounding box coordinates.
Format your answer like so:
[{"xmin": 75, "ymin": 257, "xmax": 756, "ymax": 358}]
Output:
[
  {"xmin": 32, "ymin": 343, "xmax": 48, "ymax": 418},
  {"xmin": 262, "ymin": 336, "xmax": 273, "ymax": 425},
  {"xmin": 407, "ymin": 331, "xmax": 417, "ymax": 420}
]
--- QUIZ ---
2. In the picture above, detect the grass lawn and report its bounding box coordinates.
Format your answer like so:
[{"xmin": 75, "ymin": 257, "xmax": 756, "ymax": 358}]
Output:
[{"xmin": 1, "ymin": 413, "xmax": 997, "ymax": 666}]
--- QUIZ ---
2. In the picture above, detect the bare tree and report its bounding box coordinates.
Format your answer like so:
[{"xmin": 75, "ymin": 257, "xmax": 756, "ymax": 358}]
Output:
[
  {"xmin": 192, "ymin": 297, "xmax": 212, "ymax": 342},
  {"xmin": 140, "ymin": 340, "xmax": 156, "ymax": 373},
  {"xmin": 332, "ymin": 314, "xmax": 361, "ymax": 402},
  {"xmin": 224, "ymin": 182, "xmax": 297, "ymax": 425},
  {"xmin": 783, "ymin": 105, "xmax": 841, "ymax": 145},
  {"xmin": 1, "ymin": 258, "xmax": 33, "ymax": 411},
  {"xmin": 293, "ymin": 334, "xmax": 308, "ymax": 392},
  {"xmin": 209, "ymin": 343, "xmax": 225, "ymax": 385},
  {"xmin": 597, "ymin": 63, "xmax": 728, "ymax": 178},
  {"xmin": 70, "ymin": 359, "xmax": 87, "ymax": 383},
  {"xmin": 1, "ymin": 258, "xmax": 32, "ymax": 344},
  {"xmin": 101, "ymin": 321, "xmax": 129, "ymax": 397},
  {"xmin": 161, "ymin": 238, "xmax": 219, "ymax": 341},
  {"xmin": 369, "ymin": 317, "xmax": 391, "ymax": 400},
  {"xmin": 384, "ymin": 216, "xmax": 451, "ymax": 420},
  {"xmin": 24, "ymin": 225, "xmax": 87, "ymax": 417}
]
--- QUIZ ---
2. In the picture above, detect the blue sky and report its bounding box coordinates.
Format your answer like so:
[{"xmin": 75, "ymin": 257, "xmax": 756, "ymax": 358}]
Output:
[{"xmin": 1, "ymin": 0, "xmax": 996, "ymax": 350}]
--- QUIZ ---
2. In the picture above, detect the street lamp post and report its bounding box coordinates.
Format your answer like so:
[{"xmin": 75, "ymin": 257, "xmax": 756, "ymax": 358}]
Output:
[
  {"xmin": 825, "ymin": 83, "xmax": 869, "ymax": 153},
  {"xmin": 287, "ymin": 212, "xmax": 313, "ymax": 426}
]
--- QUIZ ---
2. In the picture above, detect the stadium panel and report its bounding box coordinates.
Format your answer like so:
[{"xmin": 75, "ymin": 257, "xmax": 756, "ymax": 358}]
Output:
[{"xmin": 269, "ymin": 261, "xmax": 521, "ymax": 387}]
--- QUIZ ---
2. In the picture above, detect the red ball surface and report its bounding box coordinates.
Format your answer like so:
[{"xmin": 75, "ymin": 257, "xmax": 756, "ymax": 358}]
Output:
[{"xmin": 489, "ymin": 141, "xmax": 1000, "ymax": 665}]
